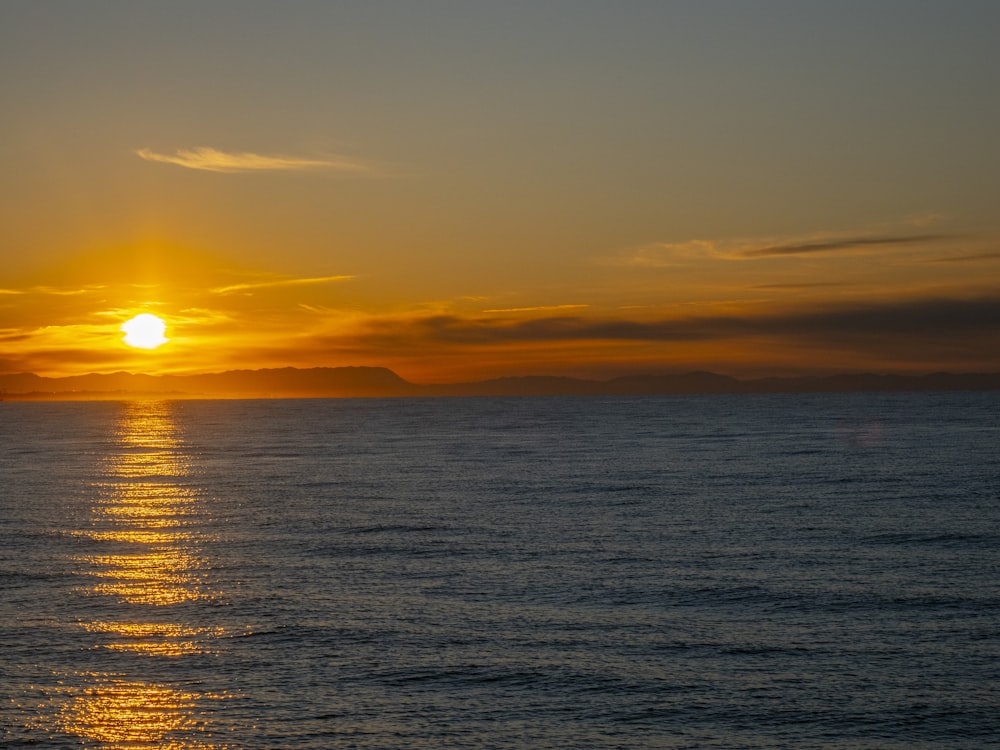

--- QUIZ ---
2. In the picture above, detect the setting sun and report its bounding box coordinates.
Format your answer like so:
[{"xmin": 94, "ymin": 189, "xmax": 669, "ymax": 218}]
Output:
[{"xmin": 121, "ymin": 314, "xmax": 168, "ymax": 350}]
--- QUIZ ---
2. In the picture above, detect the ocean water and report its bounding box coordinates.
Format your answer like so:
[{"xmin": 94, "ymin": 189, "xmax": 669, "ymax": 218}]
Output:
[{"xmin": 1, "ymin": 393, "xmax": 998, "ymax": 749}]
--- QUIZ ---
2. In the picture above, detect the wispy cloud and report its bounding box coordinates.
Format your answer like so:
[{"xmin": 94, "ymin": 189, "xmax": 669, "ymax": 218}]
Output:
[
  {"xmin": 617, "ymin": 231, "xmax": 959, "ymax": 266},
  {"xmin": 619, "ymin": 240, "xmax": 717, "ymax": 267},
  {"xmin": 481, "ymin": 304, "xmax": 589, "ymax": 313},
  {"xmin": 904, "ymin": 212, "xmax": 948, "ymax": 228},
  {"xmin": 751, "ymin": 282, "xmax": 855, "ymax": 291},
  {"xmin": 0, "ymin": 329, "xmax": 33, "ymax": 342},
  {"xmin": 927, "ymin": 251, "xmax": 1000, "ymax": 264},
  {"xmin": 0, "ymin": 285, "xmax": 103, "ymax": 296},
  {"xmin": 736, "ymin": 234, "xmax": 955, "ymax": 258},
  {"xmin": 31, "ymin": 285, "xmax": 102, "ymax": 296},
  {"xmin": 213, "ymin": 274, "xmax": 355, "ymax": 295},
  {"xmin": 136, "ymin": 146, "xmax": 374, "ymax": 174}
]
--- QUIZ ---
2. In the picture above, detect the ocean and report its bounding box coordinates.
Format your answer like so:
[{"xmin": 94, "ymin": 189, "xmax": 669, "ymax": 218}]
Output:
[{"xmin": 1, "ymin": 393, "xmax": 998, "ymax": 749}]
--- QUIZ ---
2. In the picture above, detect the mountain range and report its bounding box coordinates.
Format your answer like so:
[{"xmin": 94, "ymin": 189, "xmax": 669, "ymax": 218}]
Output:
[{"xmin": 2, "ymin": 367, "xmax": 1000, "ymax": 400}]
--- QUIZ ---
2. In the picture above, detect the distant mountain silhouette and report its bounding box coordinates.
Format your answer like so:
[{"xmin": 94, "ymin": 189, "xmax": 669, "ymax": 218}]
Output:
[
  {"xmin": 2, "ymin": 367, "xmax": 1000, "ymax": 400},
  {"xmin": 0, "ymin": 367, "xmax": 416, "ymax": 399}
]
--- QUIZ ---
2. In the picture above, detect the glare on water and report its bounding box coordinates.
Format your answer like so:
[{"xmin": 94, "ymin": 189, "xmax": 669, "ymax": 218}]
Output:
[{"xmin": 42, "ymin": 401, "xmax": 231, "ymax": 747}]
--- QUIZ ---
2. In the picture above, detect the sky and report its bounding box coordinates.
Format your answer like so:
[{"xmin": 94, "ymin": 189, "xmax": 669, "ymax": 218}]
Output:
[{"xmin": 2, "ymin": 0, "xmax": 999, "ymax": 382}]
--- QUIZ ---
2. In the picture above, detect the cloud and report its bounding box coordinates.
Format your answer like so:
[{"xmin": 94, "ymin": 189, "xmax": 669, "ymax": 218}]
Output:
[
  {"xmin": 904, "ymin": 212, "xmax": 948, "ymax": 228},
  {"xmin": 481, "ymin": 304, "xmax": 589, "ymax": 313},
  {"xmin": 0, "ymin": 346, "xmax": 130, "ymax": 375},
  {"xmin": 618, "ymin": 240, "xmax": 718, "ymax": 267},
  {"xmin": 212, "ymin": 275, "xmax": 355, "ymax": 294},
  {"xmin": 0, "ymin": 329, "xmax": 33, "ymax": 342},
  {"xmin": 618, "ymin": 231, "xmax": 960, "ymax": 266},
  {"xmin": 344, "ymin": 294, "xmax": 1000, "ymax": 354},
  {"xmin": 927, "ymin": 251, "xmax": 1000, "ymax": 264},
  {"xmin": 751, "ymin": 282, "xmax": 855, "ymax": 291},
  {"xmin": 136, "ymin": 147, "xmax": 374, "ymax": 174},
  {"xmin": 757, "ymin": 295, "xmax": 1000, "ymax": 338},
  {"xmin": 30, "ymin": 285, "xmax": 101, "ymax": 296},
  {"xmin": 0, "ymin": 285, "xmax": 102, "ymax": 296},
  {"xmin": 736, "ymin": 234, "xmax": 955, "ymax": 258}
]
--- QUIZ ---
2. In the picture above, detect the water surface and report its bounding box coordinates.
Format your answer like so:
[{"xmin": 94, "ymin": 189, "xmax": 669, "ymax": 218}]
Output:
[{"xmin": 2, "ymin": 393, "xmax": 998, "ymax": 748}]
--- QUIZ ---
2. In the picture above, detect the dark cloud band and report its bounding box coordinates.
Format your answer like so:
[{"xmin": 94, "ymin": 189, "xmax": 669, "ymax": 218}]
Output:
[{"xmin": 739, "ymin": 234, "xmax": 956, "ymax": 258}]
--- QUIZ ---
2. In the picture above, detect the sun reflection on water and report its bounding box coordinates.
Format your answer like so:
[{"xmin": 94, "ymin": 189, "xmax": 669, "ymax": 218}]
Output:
[
  {"xmin": 48, "ymin": 400, "xmax": 233, "ymax": 748},
  {"xmin": 74, "ymin": 404, "xmax": 215, "ymax": 608},
  {"xmin": 54, "ymin": 674, "xmax": 229, "ymax": 749},
  {"xmin": 88, "ymin": 546, "xmax": 211, "ymax": 605},
  {"xmin": 83, "ymin": 621, "xmax": 226, "ymax": 657}
]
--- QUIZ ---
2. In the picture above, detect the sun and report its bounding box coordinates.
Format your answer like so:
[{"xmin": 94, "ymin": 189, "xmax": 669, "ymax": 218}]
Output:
[{"xmin": 121, "ymin": 313, "xmax": 169, "ymax": 349}]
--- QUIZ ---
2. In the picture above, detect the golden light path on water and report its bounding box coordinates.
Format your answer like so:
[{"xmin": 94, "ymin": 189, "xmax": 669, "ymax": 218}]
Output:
[{"xmin": 45, "ymin": 401, "xmax": 233, "ymax": 748}]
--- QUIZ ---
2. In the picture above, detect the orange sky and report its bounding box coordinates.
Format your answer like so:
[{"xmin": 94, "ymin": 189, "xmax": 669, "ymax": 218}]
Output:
[{"xmin": 2, "ymin": 3, "xmax": 999, "ymax": 381}]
